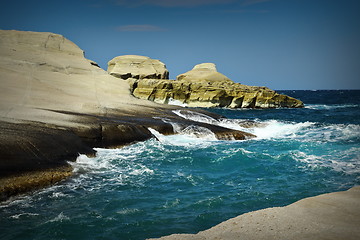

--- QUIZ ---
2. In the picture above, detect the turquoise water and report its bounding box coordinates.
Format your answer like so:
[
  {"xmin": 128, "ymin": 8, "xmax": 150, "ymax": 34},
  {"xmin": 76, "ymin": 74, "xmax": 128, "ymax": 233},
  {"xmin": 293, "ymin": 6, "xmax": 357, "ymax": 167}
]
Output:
[{"xmin": 1, "ymin": 90, "xmax": 359, "ymax": 240}]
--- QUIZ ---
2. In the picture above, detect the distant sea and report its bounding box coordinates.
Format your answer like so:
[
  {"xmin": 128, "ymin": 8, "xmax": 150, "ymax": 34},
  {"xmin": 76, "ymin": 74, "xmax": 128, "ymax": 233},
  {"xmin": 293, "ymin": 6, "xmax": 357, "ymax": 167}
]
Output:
[{"xmin": 1, "ymin": 90, "xmax": 359, "ymax": 240}]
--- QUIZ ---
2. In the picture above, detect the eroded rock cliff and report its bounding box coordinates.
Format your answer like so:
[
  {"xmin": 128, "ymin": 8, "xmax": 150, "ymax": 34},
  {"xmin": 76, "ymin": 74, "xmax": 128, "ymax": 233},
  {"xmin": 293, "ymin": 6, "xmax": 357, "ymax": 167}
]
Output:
[
  {"xmin": 123, "ymin": 61, "xmax": 303, "ymax": 108},
  {"xmin": 0, "ymin": 30, "xmax": 254, "ymax": 200}
]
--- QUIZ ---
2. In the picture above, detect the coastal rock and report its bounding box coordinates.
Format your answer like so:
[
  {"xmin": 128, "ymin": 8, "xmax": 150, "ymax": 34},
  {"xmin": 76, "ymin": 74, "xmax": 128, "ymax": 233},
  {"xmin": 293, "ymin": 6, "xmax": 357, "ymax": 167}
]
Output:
[
  {"xmin": 0, "ymin": 30, "xmax": 255, "ymax": 200},
  {"xmin": 176, "ymin": 63, "xmax": 233, "ymax": 83},
  {"xmin": 107, "ymin": 55, "xmax": 169, "ymax": 80},
  {"xmin": 151, "ymin": 186, "xmax": 360, "ymax": 240},
  {"xmin": 127, "ymin": 64, "xmax": 304, "ymax": 108}
]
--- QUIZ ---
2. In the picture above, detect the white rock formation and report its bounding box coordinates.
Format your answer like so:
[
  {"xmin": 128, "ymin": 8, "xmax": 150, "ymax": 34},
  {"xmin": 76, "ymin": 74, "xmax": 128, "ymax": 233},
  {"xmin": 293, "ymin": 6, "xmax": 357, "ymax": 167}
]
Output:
[
  {"xmin": 176, "ymin": 63, "xmax": 232, "ymax": 82},
  {"xmin": 107, "ymin": 55, "xmax": 169, "ymax": 80}
]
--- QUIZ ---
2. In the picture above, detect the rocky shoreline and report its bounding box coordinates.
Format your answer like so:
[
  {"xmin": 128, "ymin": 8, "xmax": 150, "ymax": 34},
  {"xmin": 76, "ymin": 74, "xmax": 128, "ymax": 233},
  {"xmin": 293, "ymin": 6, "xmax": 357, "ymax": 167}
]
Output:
[
  {"xmin": 0, "ymin": 30, "xmax": 358, "ymax": 240},
  {"xmin": 150, "ymin": 186, "xmax": 360, "ymax": 240},
  {"xmin": 108, "ymin": 56, "xmax": 304, "ymax": 108},
  {"xmin": 0, "ymin": 30, "xmax": 258, "ymax": 200}
]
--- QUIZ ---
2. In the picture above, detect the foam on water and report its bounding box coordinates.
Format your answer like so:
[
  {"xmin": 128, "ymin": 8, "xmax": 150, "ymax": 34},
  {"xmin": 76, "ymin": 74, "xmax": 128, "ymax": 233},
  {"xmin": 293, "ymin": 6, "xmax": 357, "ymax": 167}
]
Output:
[
  {"xmin": 293, "ymin": 148, "xmax": 360, "ymax": 175},
  {"xmin": 1, "ymin": 91, "xmax": 359, "ymax": 240},
  {"xmin": 149, "ymin": 127, "xmax": 217, "ymax": 146},
  {"xmin": 69, "ymin": 146, "xmax": 155, "ymax": 190},
  {"xmin": 250, "ymin": 120, "xmax": 315, "ymax": 140},
  {"xmin": 10, "ymin": 213, "xmax": 40, "ymax": 219},
  {"xmin": 305, "ymin": 104, "xmax": 359, "ymax": 110},
  {"xmin": 48, "ymin": 212, "xmax": 70, "ymax": 223},
  {"xmin": 173, "ymin": 110, "xmax": 218, "ymax": 125},
  {"xmin": 167, "ymin": 98, "xmax": 188, "ymax": 107},
  {"xmin": 173, "ymin": 109, "xmax": 316, "ymax": 140}
]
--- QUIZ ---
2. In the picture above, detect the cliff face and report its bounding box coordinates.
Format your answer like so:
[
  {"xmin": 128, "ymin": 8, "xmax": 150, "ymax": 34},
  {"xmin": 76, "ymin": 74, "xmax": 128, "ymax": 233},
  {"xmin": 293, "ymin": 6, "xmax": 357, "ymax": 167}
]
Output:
[
  {"xmin": 128, "ymin": 78, "xmax": 303, "ymax": 108},
  {"xmin": 0, "ymin": 30, "xmax": 255, "ymax": 200},
  {"xmin": 124, "ymin": 62, "xmax": 303, "ymax": 108}
]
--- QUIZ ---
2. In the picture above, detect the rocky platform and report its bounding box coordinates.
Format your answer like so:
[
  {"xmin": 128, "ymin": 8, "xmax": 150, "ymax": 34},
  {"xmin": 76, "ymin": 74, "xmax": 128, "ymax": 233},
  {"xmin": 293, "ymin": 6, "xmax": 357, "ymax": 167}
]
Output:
[
  {"xmin": 0, "ymin": 30, "xmax": 255, "ymax": 201},
  {"xmin": 150, "ymin": 186, "xmax": 360, "ymax": 240}
]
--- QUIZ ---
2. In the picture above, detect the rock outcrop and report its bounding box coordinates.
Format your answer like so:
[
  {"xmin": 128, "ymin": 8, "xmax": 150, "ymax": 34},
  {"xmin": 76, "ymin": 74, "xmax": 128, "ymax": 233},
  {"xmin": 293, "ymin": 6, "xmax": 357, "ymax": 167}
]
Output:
[
  {"xmin": 151, "ymin": 186, "xmax": 360, "ymax": 240},
  {"xmin": 108, "ymin": 55, "xmax": 169, "ymax": 80},
  {"xmin": 125, "ymin": 62, "xmax": 303, "ymax": 108},
  {"xmin": 0, "ymin": 30, "xmax": 255, "ymax": 200},
  {"xmin": 176, "ymin": 63, "xmax": 233, "ymax": 83}
]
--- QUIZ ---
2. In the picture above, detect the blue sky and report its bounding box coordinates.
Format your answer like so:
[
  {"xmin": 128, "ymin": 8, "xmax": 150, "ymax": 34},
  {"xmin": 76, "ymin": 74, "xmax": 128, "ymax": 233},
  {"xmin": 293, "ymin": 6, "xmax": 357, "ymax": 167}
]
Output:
[{"xmin": 1, "ymin": 0, "xmax": 359, "ymax": 90}]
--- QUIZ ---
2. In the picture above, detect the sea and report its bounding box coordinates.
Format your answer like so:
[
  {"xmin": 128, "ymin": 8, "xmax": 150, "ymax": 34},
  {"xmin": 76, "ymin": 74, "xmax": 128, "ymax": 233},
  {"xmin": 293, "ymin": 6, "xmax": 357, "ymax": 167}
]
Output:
[{"xmin": 1, "ymin": 90, "xmax": 359, "ymax": 240}]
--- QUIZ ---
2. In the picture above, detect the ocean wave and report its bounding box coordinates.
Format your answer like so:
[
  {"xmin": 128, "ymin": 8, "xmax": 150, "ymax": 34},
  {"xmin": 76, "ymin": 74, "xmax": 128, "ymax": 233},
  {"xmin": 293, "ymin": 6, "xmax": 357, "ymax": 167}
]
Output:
[
  {"xmin": 173, "ymin": 110, "xmax": 218, "ymax": 125},
  {"xmin": 116, "ymin": 208, "xmax": 141, "ymax": 215},
  {"xmin": 47, "ymin": 212, "xmax": 70, "ymax": 223},
  {"xmin": 70, "ymin": 147, "xmax": 155, "ymax": 189},
  {"xmin": 9, "ymin": 212, "xmax": 39, "ymax": 219},
  {"xmin": 293, "ymin": 149, "xmax": 360, "ymax": 175},
  {"xmin": 172, "ymin": 109, "xmax": 360, "ymax": 143},
  {"xmin": 163, "ymin": 198, "xmax": 180, "ymax": 209},
  {"xmin": 173, "ymin": 109, "xmax": 316, "ymax": 140},
  {"xmin": 300, "ymin": 123, "xmax": 360, "ymax": 142},
  {"xmin": 249, "ymin": 120, "xmax": 315, "ymax": 140},
  {"xmin": 148, "ymin": 127, "xmax": 217, "ymax": 147},
  {"xmin": 305, "ymin": 104, "xmax": 359, "ymax": 110}
]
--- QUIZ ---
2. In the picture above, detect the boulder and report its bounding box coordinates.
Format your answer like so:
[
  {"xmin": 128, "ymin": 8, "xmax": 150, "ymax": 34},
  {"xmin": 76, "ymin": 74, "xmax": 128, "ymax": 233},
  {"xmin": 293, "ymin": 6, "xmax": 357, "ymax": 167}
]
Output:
[
  {"xmin": 128, "ymin": 63, "xmax": 304, "ymax": 108},
  {"xmin": 107, "ymin": 55, "xmax": 169, "ymax": 80}
]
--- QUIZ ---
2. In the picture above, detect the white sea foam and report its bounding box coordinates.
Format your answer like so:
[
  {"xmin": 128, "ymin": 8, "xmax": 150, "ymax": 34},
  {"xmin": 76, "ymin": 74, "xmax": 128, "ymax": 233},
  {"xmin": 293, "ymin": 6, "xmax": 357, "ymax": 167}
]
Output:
[
  {"xmin": 70, "ymin": 154, "xmax": 110, "ymax": 173},
  {"xmin": 173, "ymin": 109, "xmax": 358, "ymax": 143},
  {"xmin": 51, "ymin": 192, "xmax": 67, "ymax": 199},
  {"xmin": 293, "ymin": 149, "xmax": 360, "ymax": 175},
  {"xmin": 301, "ymin": 124, "xmax": 360, "ymax": 142},
  {"xmin": 168, "ymin": 109, "xmax": 358, "ymax": 145},
  {"xmin": 167, "ymin": 98, "xmax": 188, "ymax": 107},
  {"xmin": 69, "ymin": 146, "xmax": 155, "ymax": 189},
  {"xmin": 10, "ymin": 213, "xmax": 39, "ymax": 219},
  {"xmin": 117, "ymin": 208, "xmax": 141, "ymax": 215},
  {"xmin": 305, "ymin": 104, "xmax": 358, "ymax": 110},
  {"xmin": 250, "ymin": 120, "xmax": 315, "ymax": 140},
  {"xmin": 163, "ymin": 198, "xmax": 180, "ymax": 208},
  {"xmin": 48, "ymin": 212, "xmax": 70, "ymax": 223},
  {"xmin": 173, "ymin": 110, "xmax": 218, "ymax": 125},
  {"xmin": 173, "ymin": 109, "xmax": 318, "ymax": 141},
  {"xmin": 148, "ymin": 127, "xmax": 216, "ymax": 146}
]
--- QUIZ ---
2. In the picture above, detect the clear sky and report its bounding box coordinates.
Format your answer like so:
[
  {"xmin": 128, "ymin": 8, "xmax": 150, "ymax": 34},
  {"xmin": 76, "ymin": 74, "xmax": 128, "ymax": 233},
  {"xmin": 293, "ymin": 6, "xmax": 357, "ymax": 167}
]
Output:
[{"xmin": 1, "ymin": 0, "xmax": 360, "ymax": 90}]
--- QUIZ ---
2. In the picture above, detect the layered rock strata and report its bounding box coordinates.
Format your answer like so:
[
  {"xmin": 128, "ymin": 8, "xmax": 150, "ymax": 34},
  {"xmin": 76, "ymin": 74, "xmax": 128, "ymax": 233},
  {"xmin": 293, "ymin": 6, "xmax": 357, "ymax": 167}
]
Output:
[
  {"xmin": 122, "ymin": 62, "xmax": 303, "ymax": 108},
  {"xmin": 0, "ymin": 30, "xmax": 254, "ymax": 200}
]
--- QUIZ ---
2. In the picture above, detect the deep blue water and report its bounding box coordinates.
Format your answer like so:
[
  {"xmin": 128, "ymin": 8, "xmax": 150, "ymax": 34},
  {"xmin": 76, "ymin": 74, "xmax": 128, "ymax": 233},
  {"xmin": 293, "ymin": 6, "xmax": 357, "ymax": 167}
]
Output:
[{"xmin": 1, "ymin": 90, "xmax": 359, "ymax": 240}]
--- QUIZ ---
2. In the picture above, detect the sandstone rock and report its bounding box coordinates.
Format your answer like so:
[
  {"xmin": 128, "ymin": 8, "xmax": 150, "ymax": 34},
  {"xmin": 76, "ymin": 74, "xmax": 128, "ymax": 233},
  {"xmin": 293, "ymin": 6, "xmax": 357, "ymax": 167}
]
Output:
[
  {"xmin": 105, "ymin": 56, "xmax": 303, "ymax": 108},
  {"xmin": 150, "ymin": 187, "xmax": 360, "ymax": 240},
  {"xmin": 107, "ymin": 55, "xmax": 169, "ymax": 80},
  {"xmin": 177, "ymin": 63, "xmax": 232, "ymax": 83},
  {"xmin": 128, "ymin": 76, "xmax": 304, "ymax": 108},
  {"xmin": 0, "ymin": 30, "xmax": 254, "ymax": 200}
]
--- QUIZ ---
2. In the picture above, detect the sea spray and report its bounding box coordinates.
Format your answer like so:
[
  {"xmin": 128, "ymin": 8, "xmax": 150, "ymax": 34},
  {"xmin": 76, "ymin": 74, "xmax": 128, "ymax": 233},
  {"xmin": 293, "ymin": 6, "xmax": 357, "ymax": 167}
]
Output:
[{"xmin": 1, "ymin": 90, "xmax": 359, "ymax": 240}]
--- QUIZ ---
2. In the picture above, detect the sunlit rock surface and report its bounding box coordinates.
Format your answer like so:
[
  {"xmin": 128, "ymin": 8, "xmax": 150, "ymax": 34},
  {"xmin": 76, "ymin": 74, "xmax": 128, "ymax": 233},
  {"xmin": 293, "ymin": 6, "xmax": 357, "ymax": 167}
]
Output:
[
  {"xmin": 108, "ymin": 55, "xmax": 169, "ymax": 80},
  {"xmin": 0, "ymin": 30, "xmax": 255, "ymax": 200},
  {"xmin": 125, "ymin": 62, "xmax": 303, "ymax": 108}
]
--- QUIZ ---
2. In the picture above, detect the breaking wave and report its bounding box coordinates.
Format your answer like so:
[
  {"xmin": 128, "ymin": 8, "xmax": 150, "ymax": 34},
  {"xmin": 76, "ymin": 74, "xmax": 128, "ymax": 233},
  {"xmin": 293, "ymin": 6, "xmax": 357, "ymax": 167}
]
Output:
[
  {"xmin": 1, "ymin": 91, "xmax": 359, "ymax": 240},
  {"xmin": 305, "ymin": 104, "xmax": 359, "ymax": 110}
]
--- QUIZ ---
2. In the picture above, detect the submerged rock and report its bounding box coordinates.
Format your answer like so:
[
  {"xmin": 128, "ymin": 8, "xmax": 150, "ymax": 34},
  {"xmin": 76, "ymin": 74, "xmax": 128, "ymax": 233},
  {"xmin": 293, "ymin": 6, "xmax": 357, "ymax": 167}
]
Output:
[
  {"xmin": 121, "ymin": 62, "xmax": 303, "ymax": 108},
  {"xmin": 107, "ymin": 55, "xmax": 169, "ymax": 80}
]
